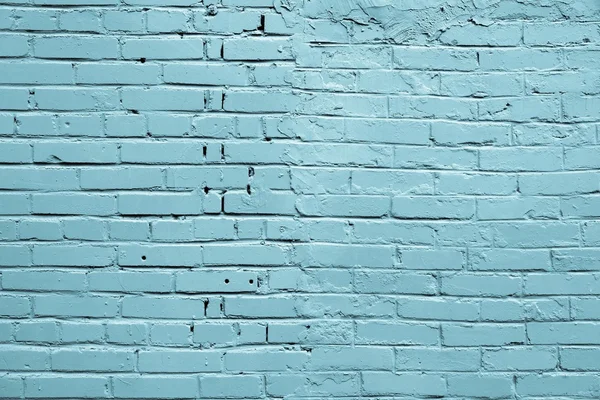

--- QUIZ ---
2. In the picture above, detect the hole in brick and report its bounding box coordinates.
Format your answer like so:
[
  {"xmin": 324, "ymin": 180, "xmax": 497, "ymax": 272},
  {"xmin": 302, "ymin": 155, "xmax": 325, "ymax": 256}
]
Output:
[
  {"xmin": 249, "ymin": 279, "xmax": 254, "ymax": 284},
  {"xmin": 248, "ymin": 166, "xmax": 254, "ymax": 177},
  {"xmin": 190, "ymin": 325, "xmax": 194, "ymax": 332},
  {"xmin": 440, "ymin": 6, "xmax": 445, "ymax": 11},
  {"xmin": 204, "ymin": 186, "xmax": 210, "ymax": 194},
  {"xmin": 221, "ymin": 92, "xmax": 225, "ymax": 109},
  {"xmin": 246, "ymin": 184, "xmax": 251, "ymax": 195},
  {"xmin": 130, "ymin": 110, "xmax": 139, "ymax": 115},
  {"xmin": 221, "ymin": 195, "xmax": 225, "ymax": 213},
  {"xmin": 258, "ymin": 14, "xmax": 265, "ymax": 32},
  {"xmin": 203, "ymin": 145, "xmax": 207, "ymax": 157},
  {"xmin": 203, "ymin": 299, "xmax": 210, "ymax": 315},
  {"xmin": 306, "ymin": 325, "xmax": 311, "ymax": 329},
  {"xmin": 224, "ymin": 279, "xmax": 230, "ymax": 284},
  {"xmin": 141, "ymin": 255, "xmax": 146, "ymax": 261},
  {"xmin": 146, "ymin": 132, "xmax": 152, "ymax": 137},
  {"xmin": 220, "ymin": 144, "xmax": 225, "ymax": 160},
  {"xmin": 220, "ymin": 43, "xmax": 224, "ymax": 58},
  {"xmin": 139, "ymin": 58, "xmax": 146, "ymax": 63},
  {"xmin": 506, "ymin": 103, "xmax": 511, "ymax": 107},
  {"xmin": 264, "ymin": 137, "xmax": 272, "ymax": 142}
]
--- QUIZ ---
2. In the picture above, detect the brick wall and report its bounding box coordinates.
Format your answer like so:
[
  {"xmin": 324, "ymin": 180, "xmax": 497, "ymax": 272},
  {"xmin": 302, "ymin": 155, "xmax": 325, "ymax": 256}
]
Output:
[{"xmin": 1, "ymin": 0, "xmax": 600, "ymax": 398}]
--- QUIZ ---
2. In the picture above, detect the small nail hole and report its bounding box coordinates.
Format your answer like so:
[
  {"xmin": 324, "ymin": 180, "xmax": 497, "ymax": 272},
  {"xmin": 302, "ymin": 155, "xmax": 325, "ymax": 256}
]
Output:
[
  {"xmin": 141, "ymin": 255, "xmax": 146, "ymax": 260},
  {"xmin": 224, "ymin": 279, "xmax": 230, "ymax": 284},
  {"xmin": 249, "ymin": 279, "xmax": 254, "ymax": 284}
]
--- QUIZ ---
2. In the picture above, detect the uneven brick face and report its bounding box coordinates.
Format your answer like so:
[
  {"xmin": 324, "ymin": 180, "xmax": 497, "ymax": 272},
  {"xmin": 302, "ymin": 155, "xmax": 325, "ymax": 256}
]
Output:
[{"xmin": 0, "ymin": 1, "xmax": 599, "ymax": 398}]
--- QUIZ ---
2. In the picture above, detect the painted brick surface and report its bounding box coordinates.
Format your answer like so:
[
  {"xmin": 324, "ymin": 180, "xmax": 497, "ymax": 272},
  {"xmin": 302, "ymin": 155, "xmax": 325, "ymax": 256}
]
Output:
[{"xmin": 0, "ymin": 0, "xmax": 600, "ymax": 399}]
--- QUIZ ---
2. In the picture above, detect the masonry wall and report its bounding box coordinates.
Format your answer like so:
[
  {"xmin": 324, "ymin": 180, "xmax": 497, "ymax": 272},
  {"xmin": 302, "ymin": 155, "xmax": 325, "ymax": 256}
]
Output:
[{"xmin": 0, "ymin": 0, "xmax": 600, "ymax": 398}]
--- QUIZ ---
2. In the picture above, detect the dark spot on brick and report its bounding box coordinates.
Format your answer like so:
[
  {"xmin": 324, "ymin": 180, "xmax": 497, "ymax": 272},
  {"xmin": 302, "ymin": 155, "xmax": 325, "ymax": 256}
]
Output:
[{"xmin": 139, "ymin": 58, "xmax": 146, "ymax": 63}]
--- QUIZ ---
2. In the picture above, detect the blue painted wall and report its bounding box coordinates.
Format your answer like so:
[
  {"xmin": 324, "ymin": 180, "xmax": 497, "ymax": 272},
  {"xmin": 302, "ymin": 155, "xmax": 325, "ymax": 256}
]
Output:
[{"xmin": 1, "ymin": 0, "xmax": 600, "ymax": 398}]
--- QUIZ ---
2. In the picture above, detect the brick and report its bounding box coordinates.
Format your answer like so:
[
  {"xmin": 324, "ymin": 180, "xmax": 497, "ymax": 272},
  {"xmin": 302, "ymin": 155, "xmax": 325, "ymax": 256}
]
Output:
[
  {"xmin": 201, "ymin": 375, "xmax": 263, "ymax": 398},
  {"xmin": 20, "ymin": 219, "xmax": 61, "ymax": 240},
  {"xmin": 52, "ymin": 348, "xmax": 134, "ymax": 371},
  {"xmin": 139, "ymin": 350, "xmax": 221, "ymax": 372},
  {"xmin": 122, "ymin": 37, "xmax": 203, "ymax": 60},
  {"xmin": 122, "ymin": 297, "xmax": 205, "ymax": 319},
  {"xmin": 24, "ymin": 376, "xmax": 109, "ymax": 398},
  {"xmin": 267, "ymin": 373, "xmax": 358, "ymax": 397},
  {"xmin": 3, "ymin": 270, "xmax": 85, "ymax": 291},
  {"xmin": 356, "ymin": 321, "xmax": 439, "ymax": 345},
  {"xmin": 517, "ymin": 374, "xmax": 600, "ymax": 397},
  {"xmin": 362, "ymin": 372, "xmax": 446, "ymax": 397},
  {"xmin": 34, "ymin": 295, "xmax": 118, "ymax": 317},
  {"xmin": 483, "ymin": 347, "xmax": 558, "ymax": 371},
  {"xmin": 33, "ymin": 244, "xmax": 115, "ymax": 266},
  {"xmin": 113, "ymin": 376, "xmax": 198, "ymax": 399},
  {"xmin": 0, "ymin": 167, "xmax": 77, "ymax": 190},
  {"xmin": 397, "ymin": 347, "xmax": 479, "ymax": 371},
  {"xmin": 442, "ymin": 323, "xmax": 525, "ymax": 346},
  {"xmin": 224, "ymin": 38, "xmax": 293, "ymax": 61}
]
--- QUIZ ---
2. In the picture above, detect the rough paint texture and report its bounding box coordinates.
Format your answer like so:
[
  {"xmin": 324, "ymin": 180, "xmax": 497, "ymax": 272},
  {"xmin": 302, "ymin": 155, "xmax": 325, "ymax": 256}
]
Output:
[{"xmin": 1, "ymin": 0, "xmax": 600, "ymax": 398}]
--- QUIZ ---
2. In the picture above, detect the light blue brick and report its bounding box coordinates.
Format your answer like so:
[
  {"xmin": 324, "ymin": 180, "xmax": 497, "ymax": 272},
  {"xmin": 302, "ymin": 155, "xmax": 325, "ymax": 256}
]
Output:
[
  {"xmin": 34, "ymin": 142, "xmax": 117, "ymax": 163},
  {"xmin": 0, "ymin": 62, "xmax": 73, "ymax": 84},
  {"xmin": 201, "ymin": 375, "xmax": 264, "ymax": 398},
  {"xmin": 106, "ymin": 322, "xmax": 147, "ymax": 344},
  {"xmin": 151, "ymin": 220, "xmax": 193, "ymax": 241},
  {"xmin": 88, "ymin": 271, "xmax": 172, "ymax": 293},
  {"xmin": 397, "ymin": 347, "xmax": 480, "ymax": 371},
  {"xmin": 177, "ymin": 270, "xmax": 258, "ymax": 293},
  {"xmin": 268, "ymin": 321, "xmax": 352, "ymax": 345},
  {"xmin": 59, "ymin": 10, "xmax": 102, "ymax": 32},
  {"xmin": 0, "ymin": 347, "xmax": 49, "ymax": 370},
  {"xmin": 0, "ymin": 167, "xmax": 78, "ymax": 190},
  {"xmin": 122, "ymin": 296, "xmax": 205, "ymax": 319},
  {"xmin": 0, "ymin": 296, "xmax": 31, "ymax": 317},
  {"xmin": 0, "ymin": 142, "xmax": 31, "ymax": 162},
  {"xmin": 443, "ymin": 323, "xmax": 525, "ymax": 346},
  {"xmin": 398, "ymin": 297, "xmax": 478, "ymax": 321},
  {"xmin": 311, "ymin": 347, "xmax": 393, "ymax": 370},
  {"xmin": 140, "ymin": 349, "xmax": 221, "ymax": 372},
  {"xmin": 63, "ymin": 218, "xmax": 106, "ymax": 240},
  {"xmin": 356, "ymin": 321, "xmax": 439, "ymax": 345},
  {"xmin": 362, "ymin": 372, "xmax": 445, "ymax": 397},
  {"xmin": 33, "ymin": 244, "xmax": 115, "ymax": 266},
  {"xmin": 0, "ymin": 219, "xmax": 17, "ymax": 240},
  {"xmin": 119, "ymin": 244, "xmax": 202, "ymax": 266},
  {"xmin": 122, "ymin": 38, "xmax": 204, "ymax": 60},
  {"xmin": 517, "ymin": 374, "xmax": 600, "ymax": 397},
  {"xmin": 59, "ymin": 322, "xmax": 104, "ymax": 343},
  {"xmin": 147, "ymin": 10, "xmax": 191, "ymax": 33},
  {"xmin": 118, "ymin": 193, "xmax": 202, "ymax": 216},
  {"xmin": 0, "ymin": 244, "xmax": 30, "ymax": 266},
  {"xmin": 447, "ymin": 374, "xmax": 512, "ymax": 399},
  {"xmin": 483, "ymin": 347, "xmax": 558, "ymax": 371},
  {"xmin": 2, "ymin": 270, "xmax": 86, "ymax": 291},
  {"xmin": 16, "ymin": 321, "xmax": 59, "ymax": 343},
  {"xmin": 226, "ymin": 350, "xmax": 308, "ymax": 372},
  {"xmin": 104, "ymin": 10, "xmax": 144, "ymax": 32},
  {"xmin": 34, "ymin": 295, "xmax": 119, "ymax": 317},
  {"xmin": 108, "ymin": 220, "xmax": 149, "ymax": 240},
  {"xmin": 52, "ymin": 348, "xmax": 135, "ymax": 371},
  {"xmin": 113, "ymin": 376, "xmax": 198, "ymax": 399},
  {"xmin": 58, "ymin": 114, "xmax": 103, "ymax": 136},
  {"xmin": 150, "ymin": 323, "xmax": 191, "ymax": 346},
  {"xmin": 24, "ymin": 376, "xmax": 110, "ymax": 399},
  {"xmin": 19, "ymin": 219, "xmax": 62, "ymax": 240},
  {"xmin": 33, "ymin": 36, "xmax": 118, "ymax": 59},
  {"xmin": 147, "ymin": 114, "xmax": 191, "ymax": 137}
]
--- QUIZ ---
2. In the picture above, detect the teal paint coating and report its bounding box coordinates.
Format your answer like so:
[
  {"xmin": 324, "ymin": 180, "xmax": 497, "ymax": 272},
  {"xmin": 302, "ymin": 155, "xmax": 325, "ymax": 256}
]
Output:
[{"xmin": 0, "ymin": 0, "xmax": 600, "ymax": 398}]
